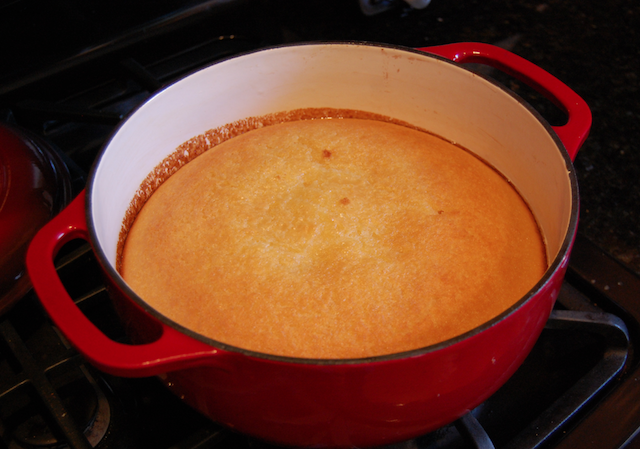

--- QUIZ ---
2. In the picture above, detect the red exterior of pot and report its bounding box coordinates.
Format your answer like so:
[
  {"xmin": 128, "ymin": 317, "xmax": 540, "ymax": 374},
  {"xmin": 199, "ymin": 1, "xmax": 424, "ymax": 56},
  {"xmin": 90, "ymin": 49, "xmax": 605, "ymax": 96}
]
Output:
[
  {"xmin": 28, "ymin": 194, "xmax": 566, "ymax": 446},
  {"xmin": 24, "ymin": 185, "xmax": 574, "ymax": 448},
  {"xmin": 25, "ymin": 42, "xmax": 590, "ymax": 448},
  {"xmin": 161, "ymin": 272, "xmax": 564, "ymax": 447}
]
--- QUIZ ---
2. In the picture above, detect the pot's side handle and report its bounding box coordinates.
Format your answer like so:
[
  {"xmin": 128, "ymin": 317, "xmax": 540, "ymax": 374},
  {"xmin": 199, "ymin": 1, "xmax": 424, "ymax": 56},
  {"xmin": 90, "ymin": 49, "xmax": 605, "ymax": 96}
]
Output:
[
  {"xmin": 26, "ymin": 192, "xmax": 221, "ymax": 378},
  {"xmin": 419, "ymin": 42, "xmax": 592, "ymax": 161}
]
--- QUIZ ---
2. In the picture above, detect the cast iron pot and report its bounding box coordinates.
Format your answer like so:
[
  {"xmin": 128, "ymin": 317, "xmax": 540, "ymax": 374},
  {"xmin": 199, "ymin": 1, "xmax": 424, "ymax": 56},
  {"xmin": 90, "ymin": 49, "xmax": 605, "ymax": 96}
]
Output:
[
  {"xmin": 0, "ymin": 123, "xmax": 71, "ymax": 314},
  {"xmin": 26, "ymin": 42, "xmax": 591, "ymax": 448}
]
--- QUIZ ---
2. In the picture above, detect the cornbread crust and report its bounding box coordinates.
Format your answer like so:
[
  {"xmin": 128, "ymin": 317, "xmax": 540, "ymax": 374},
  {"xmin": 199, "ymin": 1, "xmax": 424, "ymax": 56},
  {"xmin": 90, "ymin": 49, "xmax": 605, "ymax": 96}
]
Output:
[{"xmin": 120, "ymin": 117, "xmax": 546, "ymax": 359}]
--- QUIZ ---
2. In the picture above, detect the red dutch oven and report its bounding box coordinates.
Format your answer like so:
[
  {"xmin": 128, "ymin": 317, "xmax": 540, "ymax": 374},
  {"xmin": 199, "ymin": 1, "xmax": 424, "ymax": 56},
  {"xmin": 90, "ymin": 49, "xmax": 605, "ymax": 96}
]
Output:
[
  {"xmin": 26, "ymin": 42, "xmax": 591, "ymax": 448},
  {"xmin": 0, "ymin": 123, "xmax": 71, "ymax": 314}
]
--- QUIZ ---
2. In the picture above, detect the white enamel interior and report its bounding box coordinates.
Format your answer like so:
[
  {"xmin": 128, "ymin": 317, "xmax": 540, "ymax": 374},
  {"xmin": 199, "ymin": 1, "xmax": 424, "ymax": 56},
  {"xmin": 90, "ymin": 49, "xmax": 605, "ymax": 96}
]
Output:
[{"xmin": 90, "ymin": 43, "xmax": 573, "ymax": 273}]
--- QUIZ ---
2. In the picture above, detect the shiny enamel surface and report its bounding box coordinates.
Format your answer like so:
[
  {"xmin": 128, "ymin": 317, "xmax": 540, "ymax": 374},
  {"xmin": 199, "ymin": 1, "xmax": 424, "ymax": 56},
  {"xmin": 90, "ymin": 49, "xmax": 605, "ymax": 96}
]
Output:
[
  {"xmin": 26, "ymin": 42, "xmax": 590, "ymax": 447},
  {"xmin": 0, "ymin": 123, "xmax": 71, "ymax": 313}
]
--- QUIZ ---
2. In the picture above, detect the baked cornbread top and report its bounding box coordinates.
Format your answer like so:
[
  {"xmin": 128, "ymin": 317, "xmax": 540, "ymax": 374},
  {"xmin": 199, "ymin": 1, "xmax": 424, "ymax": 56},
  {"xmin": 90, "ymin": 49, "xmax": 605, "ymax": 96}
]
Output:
[{"xmin": 120, "ymin": 117, "xmax": 546, "ymax": 359}]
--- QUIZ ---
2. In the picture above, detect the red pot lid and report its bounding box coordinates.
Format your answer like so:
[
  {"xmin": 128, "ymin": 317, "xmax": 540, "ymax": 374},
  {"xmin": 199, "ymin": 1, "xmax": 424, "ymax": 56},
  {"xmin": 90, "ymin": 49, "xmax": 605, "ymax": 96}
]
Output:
[{"xmin": 0, "ymin": 122, "xmax": 72, "ymax": 314}]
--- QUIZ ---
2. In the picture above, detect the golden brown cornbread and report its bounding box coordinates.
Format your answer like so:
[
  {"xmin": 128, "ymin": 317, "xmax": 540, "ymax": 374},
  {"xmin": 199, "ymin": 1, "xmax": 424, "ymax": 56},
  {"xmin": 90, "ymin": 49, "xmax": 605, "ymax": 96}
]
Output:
[{"xmin": 120, "ymin": 117, "xmax": 546, "ymax": 359}]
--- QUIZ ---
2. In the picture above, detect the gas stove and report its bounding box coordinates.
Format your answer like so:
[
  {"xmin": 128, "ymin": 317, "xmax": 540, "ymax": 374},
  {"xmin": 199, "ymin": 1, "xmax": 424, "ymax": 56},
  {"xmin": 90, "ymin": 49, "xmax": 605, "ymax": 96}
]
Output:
[{"xmin": 1, "ymin": 1, "xmax": 640, "ymax": 448}]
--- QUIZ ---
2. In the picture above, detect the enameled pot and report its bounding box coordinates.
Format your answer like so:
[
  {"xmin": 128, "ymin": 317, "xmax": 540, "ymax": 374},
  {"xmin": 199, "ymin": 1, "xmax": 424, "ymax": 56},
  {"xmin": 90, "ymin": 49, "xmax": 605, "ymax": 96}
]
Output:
[
  {"xmin": 26, "ymin": 42, "xmax": 591, "ymax": 448},
  {"xmin": 0, "ymin": 122, "xmax": 71, "ymax": 314}
]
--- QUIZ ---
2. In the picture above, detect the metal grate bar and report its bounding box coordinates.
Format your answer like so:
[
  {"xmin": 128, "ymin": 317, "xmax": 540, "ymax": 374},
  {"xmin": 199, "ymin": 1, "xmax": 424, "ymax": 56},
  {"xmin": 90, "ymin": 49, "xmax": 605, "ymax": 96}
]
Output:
[
  {"xmin": 0, "ymin": 319, "xmax": 92, "ymax": 449},
  {"xmin": 455, "ymin": 413, "xmax": 496, "ymax": 449},
  {"xmin": 503, "ymin": 310, "xmax": 629, "ymax": 449}
]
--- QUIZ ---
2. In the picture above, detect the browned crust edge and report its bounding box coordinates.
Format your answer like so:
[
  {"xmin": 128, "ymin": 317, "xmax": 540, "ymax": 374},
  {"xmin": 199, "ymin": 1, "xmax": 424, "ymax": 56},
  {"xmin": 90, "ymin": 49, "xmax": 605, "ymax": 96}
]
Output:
[{"xmin": 115, "ymin": 108, "xmax": 423, "ymax": 273}]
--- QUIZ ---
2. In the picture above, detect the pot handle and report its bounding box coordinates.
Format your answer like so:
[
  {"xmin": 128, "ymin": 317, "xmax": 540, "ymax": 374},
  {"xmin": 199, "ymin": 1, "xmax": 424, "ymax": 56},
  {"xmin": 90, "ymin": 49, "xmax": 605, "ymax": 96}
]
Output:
[
  {"xmin": 26, "ymin": 192, "xmax": 221, "ymax": 378},
  {"xmin": 419, "ymin": 42, "xmax": 592, "ymax": 161}
]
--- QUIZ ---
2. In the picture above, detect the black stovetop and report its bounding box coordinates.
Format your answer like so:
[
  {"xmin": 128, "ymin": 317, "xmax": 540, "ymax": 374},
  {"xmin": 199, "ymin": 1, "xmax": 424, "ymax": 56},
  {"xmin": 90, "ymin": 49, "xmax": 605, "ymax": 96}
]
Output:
[{"xmin": 1, "ymin": 1, "xmax": 639, "ymax": 448}]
